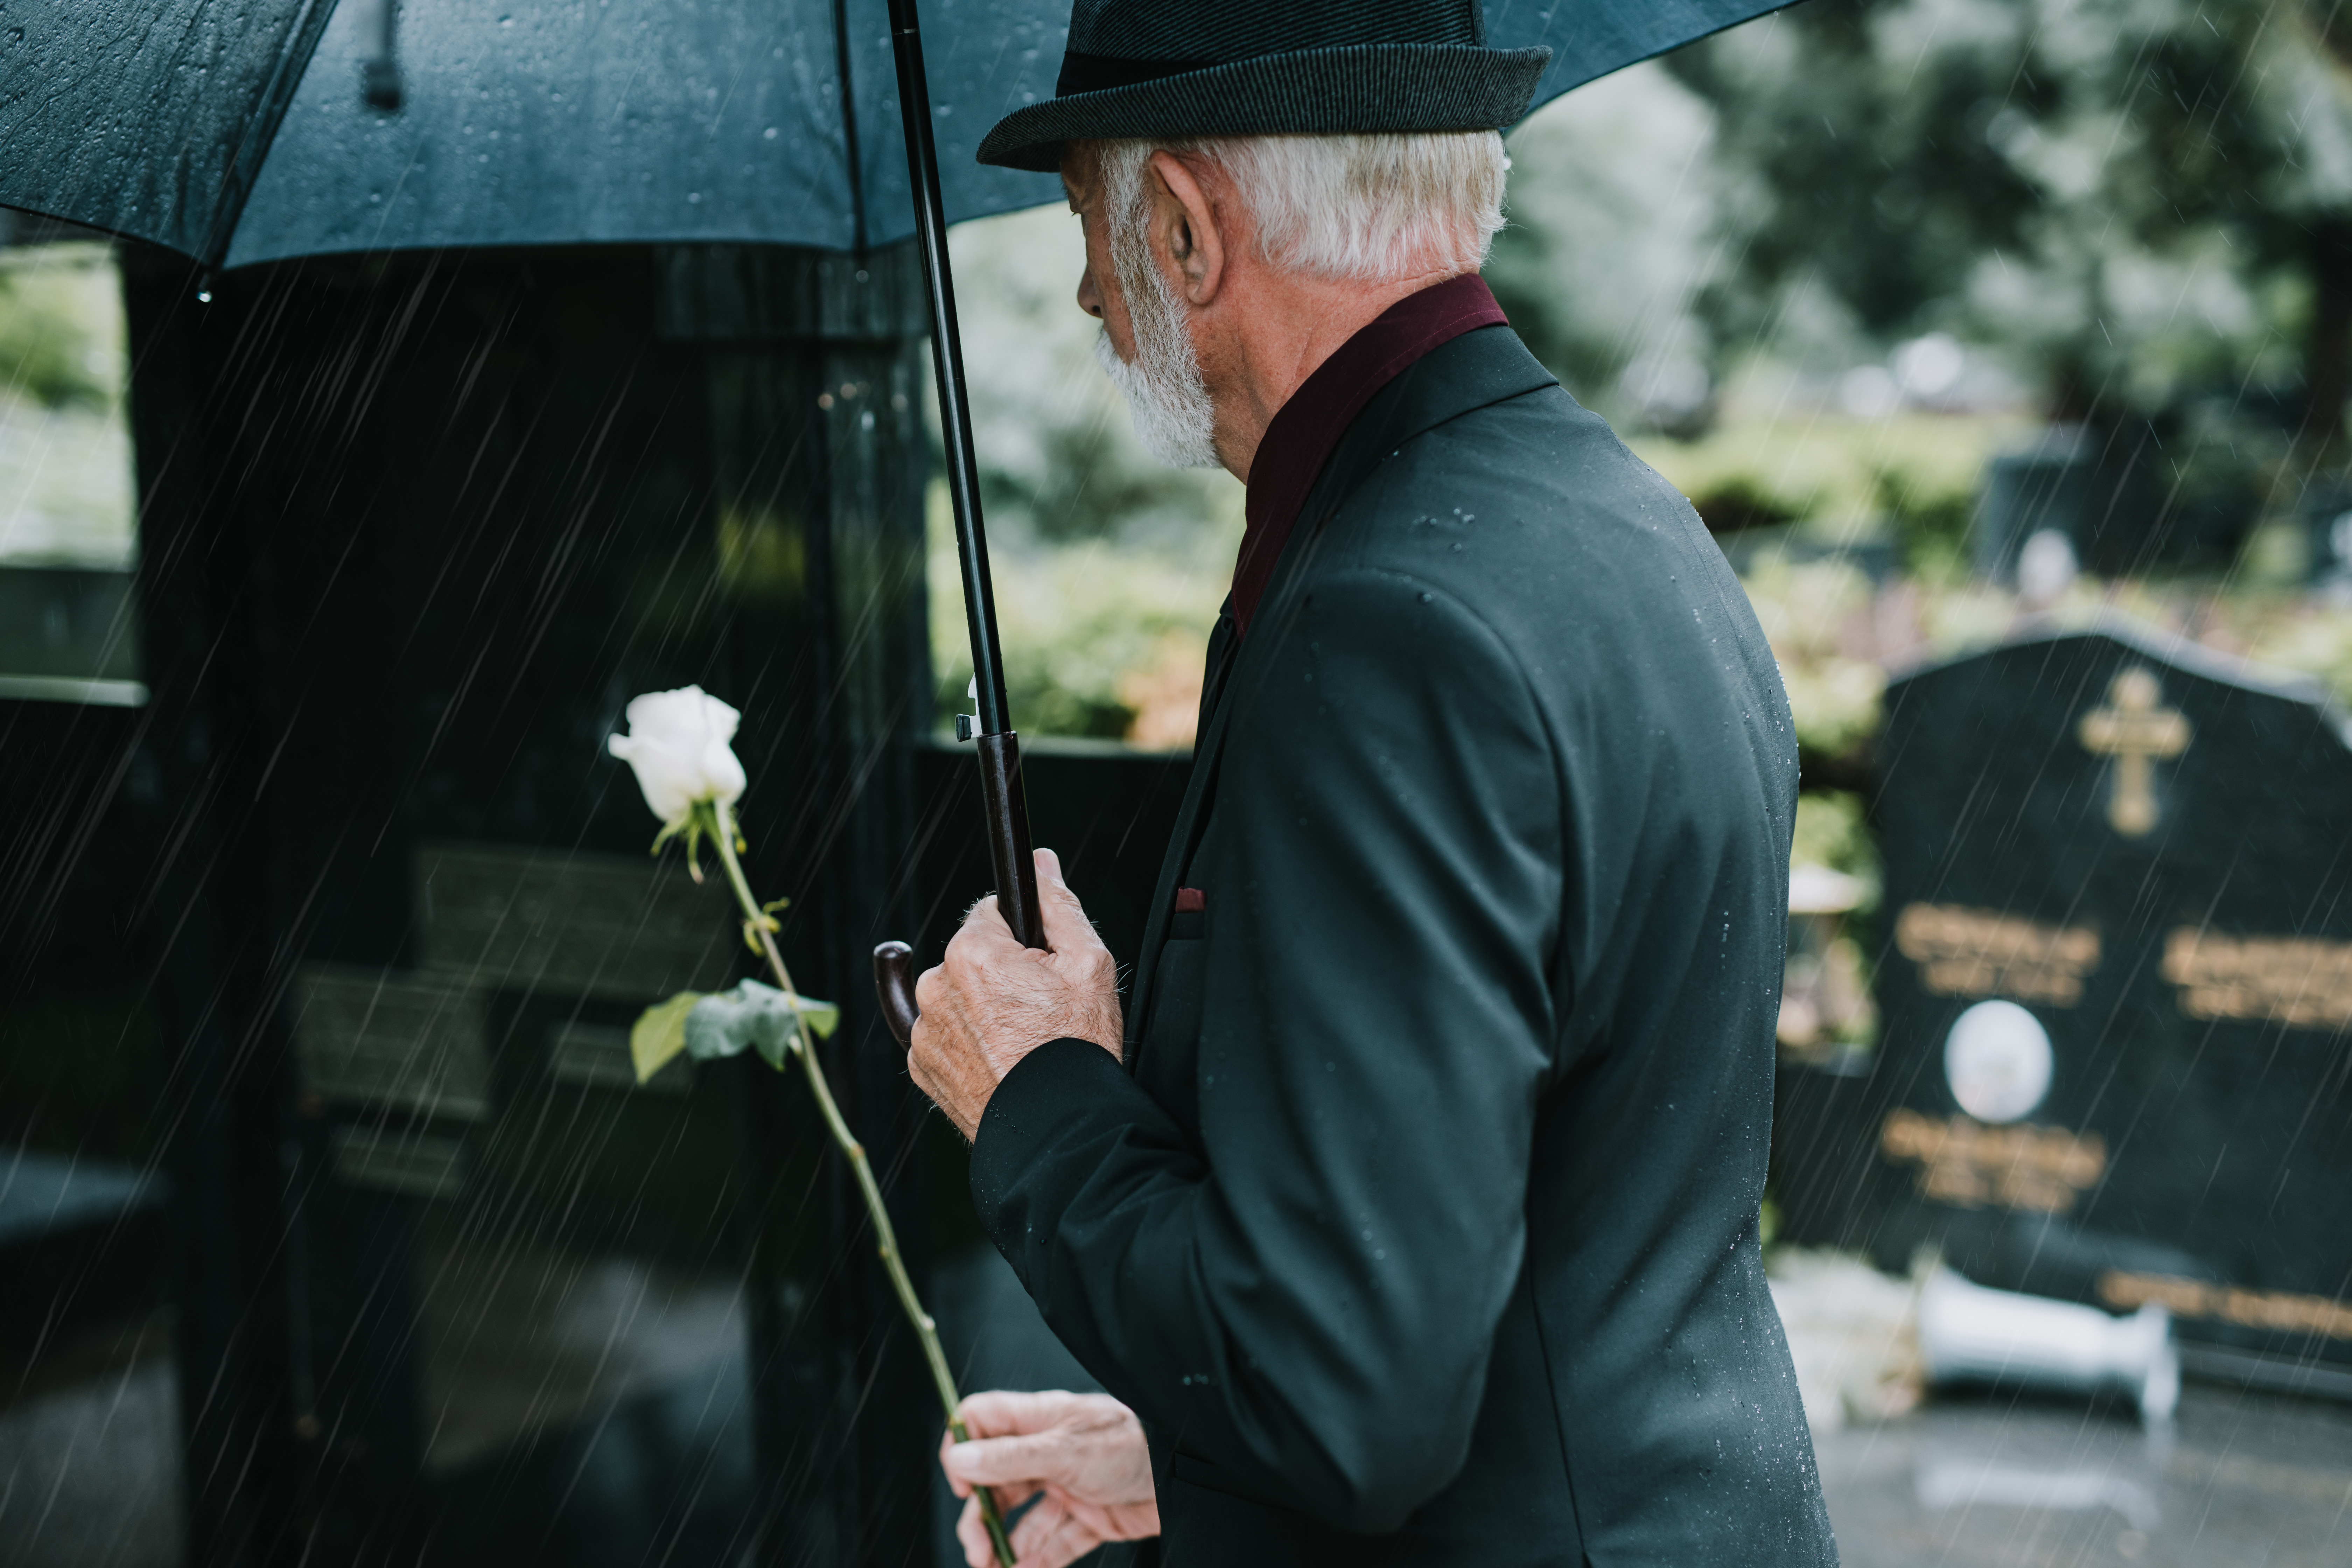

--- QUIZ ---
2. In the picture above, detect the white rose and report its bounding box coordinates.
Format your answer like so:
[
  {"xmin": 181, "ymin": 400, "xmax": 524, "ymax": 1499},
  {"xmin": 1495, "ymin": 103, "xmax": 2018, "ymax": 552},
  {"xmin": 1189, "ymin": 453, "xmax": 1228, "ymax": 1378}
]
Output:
[{"xmin": 607, "ymin": 686, "xmax": 748, "ymax": 826}]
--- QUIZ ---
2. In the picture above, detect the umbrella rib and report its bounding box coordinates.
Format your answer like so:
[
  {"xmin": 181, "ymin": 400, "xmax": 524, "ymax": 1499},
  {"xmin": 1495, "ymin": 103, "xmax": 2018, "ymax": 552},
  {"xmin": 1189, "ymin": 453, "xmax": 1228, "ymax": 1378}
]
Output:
[
  {"xmin": 834, "ymin": 0, "xmax": 870, "ymax": 253},
  {"xmin": 199, "ymin": 0, "xmax": 343, "ymax": 272}
]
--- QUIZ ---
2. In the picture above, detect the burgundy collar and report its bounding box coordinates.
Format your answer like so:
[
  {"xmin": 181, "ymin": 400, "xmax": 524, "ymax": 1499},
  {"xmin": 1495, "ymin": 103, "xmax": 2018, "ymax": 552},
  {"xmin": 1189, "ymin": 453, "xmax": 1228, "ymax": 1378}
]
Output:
[{"xmin": 1230, "ymin": 273, "xmax": 1508, "ymax": 636}]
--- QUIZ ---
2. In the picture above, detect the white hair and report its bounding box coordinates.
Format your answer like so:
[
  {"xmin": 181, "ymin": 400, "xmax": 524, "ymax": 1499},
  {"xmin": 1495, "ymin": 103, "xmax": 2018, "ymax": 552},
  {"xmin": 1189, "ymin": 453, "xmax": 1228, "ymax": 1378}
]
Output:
[
  {"xmin": 1096, "ymin": 131, "xmax": 1508, "ymax": 284},
  {"xmin": 1092, "ymin": 234, "xmax": 1220, "ymax": 468}
]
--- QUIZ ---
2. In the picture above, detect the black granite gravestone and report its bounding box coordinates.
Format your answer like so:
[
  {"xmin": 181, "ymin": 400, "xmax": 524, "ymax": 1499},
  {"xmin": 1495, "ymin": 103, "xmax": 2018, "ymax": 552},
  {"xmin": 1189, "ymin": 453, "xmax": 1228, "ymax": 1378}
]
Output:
[
  {"xmin": 2, "ymin": 232, "xmax": 1196, "ymax": 1568},
  {"xmin": 1775, "ymin": 614, "xmax": 2352, "ymax": 1395},
  {"xmin": 92, "ymin": 240, "xmax": 956, "ymax": 1566}
]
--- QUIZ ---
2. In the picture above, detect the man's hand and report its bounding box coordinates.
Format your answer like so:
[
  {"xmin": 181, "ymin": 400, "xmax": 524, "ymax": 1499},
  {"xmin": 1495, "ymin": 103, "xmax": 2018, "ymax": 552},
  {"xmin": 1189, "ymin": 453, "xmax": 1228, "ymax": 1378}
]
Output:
[
  {"xmin": 939, "ymin": 1390, "xmax": 1159, "ymax": 1568},
  {"xmin": 909, "ymin": 848, "xmax": 1122, "ymax": 1139}
]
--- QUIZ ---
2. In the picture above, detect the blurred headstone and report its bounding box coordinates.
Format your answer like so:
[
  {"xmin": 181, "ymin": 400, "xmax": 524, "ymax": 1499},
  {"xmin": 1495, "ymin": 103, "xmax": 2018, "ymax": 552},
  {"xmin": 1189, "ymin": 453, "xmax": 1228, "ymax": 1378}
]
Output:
[
  {"xmin": 2302, "ymin": 477, "xmax": 2352, "ymax": 588},
  {"xmin": 92, "ymin": 239, "xmax": 948, "ymax": 1567},
  {"xmin": 0, "ymin": 567, "xmax": 144, "ymax": 705},
  {"xmin": 1774, "ymin": 616, "xmax": 2352, "ymax": 1397},
  {"xmin": 1974, "ymin": 421, "xmax": 2259, "ymax": 581},
  {"xmin": 1972, "ymin": 426, "xmax": 2098, "ymax": 583},
  {"xmin": 1779, "ymin": 863, "xmax": 1874, "ymax": 1060}
]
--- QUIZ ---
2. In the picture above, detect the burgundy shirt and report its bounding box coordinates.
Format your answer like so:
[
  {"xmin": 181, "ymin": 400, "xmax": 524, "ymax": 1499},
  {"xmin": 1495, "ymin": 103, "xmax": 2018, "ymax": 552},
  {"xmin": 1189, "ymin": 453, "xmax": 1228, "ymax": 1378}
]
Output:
[{"xmin": 1229, "ymin": 273, "xmax": 1509, "ymax": 637}]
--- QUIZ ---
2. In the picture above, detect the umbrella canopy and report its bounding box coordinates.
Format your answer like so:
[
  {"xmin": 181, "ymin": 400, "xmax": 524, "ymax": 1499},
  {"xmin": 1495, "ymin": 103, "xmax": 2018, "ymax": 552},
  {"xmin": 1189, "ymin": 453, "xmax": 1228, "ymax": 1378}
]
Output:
[{"xmin": 1, "ymin": 0, "xmax": 1792, "ymax": 268}]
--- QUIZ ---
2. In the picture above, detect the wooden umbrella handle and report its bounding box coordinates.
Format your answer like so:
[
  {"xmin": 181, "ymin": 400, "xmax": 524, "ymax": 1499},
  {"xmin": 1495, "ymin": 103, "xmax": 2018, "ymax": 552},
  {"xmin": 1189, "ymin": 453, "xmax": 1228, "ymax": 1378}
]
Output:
[{"xmin": 874, "ymin": 941, "xmax": 920, "ymax": 1045}]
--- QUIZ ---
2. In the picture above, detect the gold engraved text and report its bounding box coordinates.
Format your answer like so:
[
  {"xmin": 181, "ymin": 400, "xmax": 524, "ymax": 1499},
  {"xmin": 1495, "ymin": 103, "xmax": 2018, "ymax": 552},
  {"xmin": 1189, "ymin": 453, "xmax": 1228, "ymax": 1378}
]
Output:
[
  {"xmin": 2100, "ymin": 1271, "xmax": 2352, "ymax": 1342},
  {"xmin": 1895, "ymin": 903, "xmax": 2101, "ymax": 1007},
  {"xmin": 2161, "ymin": 929, "xmax": 2352, "ymax": 1032},
  {"xmin": 1881, "ymin": 1108, "xmax": 2107, "ymax": 1214}
]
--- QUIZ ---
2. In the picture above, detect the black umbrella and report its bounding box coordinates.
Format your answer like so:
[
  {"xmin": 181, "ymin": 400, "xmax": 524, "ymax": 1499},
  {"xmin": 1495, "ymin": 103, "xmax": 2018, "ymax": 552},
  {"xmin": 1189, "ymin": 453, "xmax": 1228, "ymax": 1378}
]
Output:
[
  {"xmin": 0, "ymin": 1, "xmax": 1791, "ymax": 265},
  {"xmin": 0, "ymin": 0, "xmax": 1798, "ymax": 1008}
]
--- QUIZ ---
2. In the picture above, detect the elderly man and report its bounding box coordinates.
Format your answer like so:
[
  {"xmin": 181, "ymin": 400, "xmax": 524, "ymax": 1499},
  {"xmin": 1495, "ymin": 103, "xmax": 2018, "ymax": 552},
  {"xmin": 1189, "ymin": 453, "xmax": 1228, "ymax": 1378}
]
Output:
[{"xmin": 907, "ymin": 4, "xmax": 1838, "ymax": 1566}]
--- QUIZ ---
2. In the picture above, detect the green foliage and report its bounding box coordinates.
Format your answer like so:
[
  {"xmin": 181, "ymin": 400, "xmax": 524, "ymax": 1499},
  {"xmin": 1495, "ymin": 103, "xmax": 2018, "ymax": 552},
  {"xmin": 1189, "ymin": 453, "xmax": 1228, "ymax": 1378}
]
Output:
[
  {"xmin": 1629, "ymin": 411, "xmax": 2024, "ymax": 536},
  {"xmin": 930, "ymin": 481, "xmax": 1234, "ymax": 737},
  {"xmin": 1665, "ymin": 0, "xmax": 2334, "ymax": 416},
  {"xmin": 1689, "ymin": 476, "xmax": 1800, "ymax": 536},
  {"xmin": 1489, "ymin": 63, "xmax": 1724, "ymax": 415},
  {"xmin": 930, "ymin": 202, "xmax": 1242, "ymax": 740},
  {"xmin": 948, "ymin": 204, "xmax": 1240, "ymax": 551},
  {"xmin": 1737, "ymin": 549, "xmax": 1886, "ymax": 758},
  {"xmin": 1792, "ymin": 791, "xmax": 1881, "ymax": 911},
  {"xmin": 2234, "ymin": 597, "xmax": 2352, "ymax": 708},
  {"xmin": 0, "ymin": 250, "xmax": 118, "ymax": 413},
  {"xmin": 1875, "ymin": 467, "xmax": 1975, "ymax": 579},
  {"xmin": 630, "ymin": 990, "xmax": 703, "ymax": 1081},
  {"xmin": 630, "ymin": 980, "xmax": 838, "ymax": 1081},
  {"xmin": 684, "ymin": 978, "xmax": 838, "ymax": 1072}
]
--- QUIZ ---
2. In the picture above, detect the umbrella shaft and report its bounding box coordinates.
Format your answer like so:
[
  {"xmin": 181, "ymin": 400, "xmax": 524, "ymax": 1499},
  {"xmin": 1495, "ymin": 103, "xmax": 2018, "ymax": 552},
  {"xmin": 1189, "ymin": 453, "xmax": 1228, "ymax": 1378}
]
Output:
[
  {"xmin": 887, "ymin": 0, "xmax": 1011, "ymax": 739},
  {"xmin": 887, "ymin": 0, "xmax": 1046, "ymax": 955}
]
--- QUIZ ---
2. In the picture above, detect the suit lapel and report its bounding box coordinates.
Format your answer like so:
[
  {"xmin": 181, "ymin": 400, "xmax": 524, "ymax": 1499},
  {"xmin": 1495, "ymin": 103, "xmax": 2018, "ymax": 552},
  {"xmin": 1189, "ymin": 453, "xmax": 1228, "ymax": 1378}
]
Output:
[
  {"xmin": 1121, "ymin": 328, "xmax": 1558, "ymax": 1068},
  {"xmin": 1122, "ymin": 611, "xmax": 1240, "ymax": 1063}
]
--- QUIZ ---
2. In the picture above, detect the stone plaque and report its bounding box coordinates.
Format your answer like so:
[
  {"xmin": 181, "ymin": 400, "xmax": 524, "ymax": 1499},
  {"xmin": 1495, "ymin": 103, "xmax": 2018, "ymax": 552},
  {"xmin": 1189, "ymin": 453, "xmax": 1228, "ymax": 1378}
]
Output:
[
  {"xmin": 546, "ymin": 1020, "xmax": 691, "ymax": 1096},
  {"xmin": 290, "ymin": 966, "xmax": 492, "ymax": 1121},
  {"xmin": 413, "ymin": 841, "xmax": 738, "ymax": 1002},
  {"xmin": 1782, "ymin": 615, "xmax": 2352, "ymax": 1381},
  {"xmin": 329, "ymin": 1126, "xmax": 471, "ymax": 1202}
]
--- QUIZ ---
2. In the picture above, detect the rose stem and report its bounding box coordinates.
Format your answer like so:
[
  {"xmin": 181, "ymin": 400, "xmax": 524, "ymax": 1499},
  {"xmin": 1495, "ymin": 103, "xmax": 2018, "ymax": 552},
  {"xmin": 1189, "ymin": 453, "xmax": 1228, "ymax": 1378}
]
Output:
[{"xmin": 712, "ymin": 802, "xmax": 1017, "ymax": 1567}]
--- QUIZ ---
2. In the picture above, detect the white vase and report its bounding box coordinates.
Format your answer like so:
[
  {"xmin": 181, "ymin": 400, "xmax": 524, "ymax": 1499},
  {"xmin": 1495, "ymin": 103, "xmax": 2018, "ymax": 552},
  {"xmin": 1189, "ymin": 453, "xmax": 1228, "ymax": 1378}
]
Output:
[{"xmin": 1917, "ymin": 1267, "xmax": 2179, "ymax": 1424}]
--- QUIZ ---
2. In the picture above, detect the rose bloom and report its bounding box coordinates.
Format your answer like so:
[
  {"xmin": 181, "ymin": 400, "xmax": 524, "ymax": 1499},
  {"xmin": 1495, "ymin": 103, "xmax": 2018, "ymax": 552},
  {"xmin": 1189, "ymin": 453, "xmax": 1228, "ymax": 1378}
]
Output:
[{"xmin": 608, "ymin": 686, "xmax": 748, "ymax": 825}]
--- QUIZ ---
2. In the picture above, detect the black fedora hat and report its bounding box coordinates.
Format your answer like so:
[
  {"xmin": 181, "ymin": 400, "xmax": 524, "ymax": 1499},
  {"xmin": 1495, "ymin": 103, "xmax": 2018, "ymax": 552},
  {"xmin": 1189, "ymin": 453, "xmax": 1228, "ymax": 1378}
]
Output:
[{"xmin": 975, "ymin": 1, "xmax": 1551, "ymax": 174}]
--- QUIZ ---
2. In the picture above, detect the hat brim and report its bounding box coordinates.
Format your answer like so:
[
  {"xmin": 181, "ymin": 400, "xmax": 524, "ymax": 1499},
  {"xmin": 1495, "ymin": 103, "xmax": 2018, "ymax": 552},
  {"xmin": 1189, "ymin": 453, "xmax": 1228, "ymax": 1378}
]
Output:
[{"xmin": 975, "ymin": 43, "xmax": 1553, "ymax": 174}]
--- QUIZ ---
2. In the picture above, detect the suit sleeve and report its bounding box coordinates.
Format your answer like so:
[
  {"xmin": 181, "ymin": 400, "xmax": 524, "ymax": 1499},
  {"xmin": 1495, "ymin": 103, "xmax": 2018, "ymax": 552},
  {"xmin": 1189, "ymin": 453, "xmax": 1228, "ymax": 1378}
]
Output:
[{"xmin": 969, "ymin": 568, "xmax": 1565, "ymax": 1533}]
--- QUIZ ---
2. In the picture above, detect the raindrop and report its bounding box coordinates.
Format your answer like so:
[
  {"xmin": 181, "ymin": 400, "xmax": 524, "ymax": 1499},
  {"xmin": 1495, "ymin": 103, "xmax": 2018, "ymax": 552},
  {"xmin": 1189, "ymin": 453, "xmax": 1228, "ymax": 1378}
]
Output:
[
  {"xmin": 763, "ymin": 126, "xmax": 779, "ymax": 140},
  {"xmin": 687, "ymin": 192, "xmax": 702, "ymax": 204}
]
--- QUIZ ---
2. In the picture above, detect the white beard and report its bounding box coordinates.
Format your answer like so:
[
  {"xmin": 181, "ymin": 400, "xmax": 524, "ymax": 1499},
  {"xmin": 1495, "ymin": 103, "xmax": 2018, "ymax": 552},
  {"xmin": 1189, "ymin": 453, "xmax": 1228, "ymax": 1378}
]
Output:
[{"xmin": 1094, "ymin": 246, "xmax": 1219, "ymax": 470}]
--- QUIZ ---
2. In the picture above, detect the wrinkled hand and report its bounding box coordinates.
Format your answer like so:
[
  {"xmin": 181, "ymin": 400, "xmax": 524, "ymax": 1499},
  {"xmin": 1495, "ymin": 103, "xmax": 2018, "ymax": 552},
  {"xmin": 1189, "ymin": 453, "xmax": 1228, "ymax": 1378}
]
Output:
[
  {"xmin": 939, "ymin": 1390, "xmax": 1159, "ymax": 1568},
  {"xmin": 909, "ymin": 848, "xmax": 1122, "ymax": 1139}
]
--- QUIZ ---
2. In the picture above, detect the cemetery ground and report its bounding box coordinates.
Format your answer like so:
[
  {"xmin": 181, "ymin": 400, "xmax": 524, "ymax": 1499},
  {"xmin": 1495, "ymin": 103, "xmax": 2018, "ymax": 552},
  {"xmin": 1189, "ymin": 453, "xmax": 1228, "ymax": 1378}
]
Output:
[
  {"xmin": 1811, "ymin": 1379, "xmax": 2352, "ymax": 1567},
  {"xmin": 928, "ymin": 1243, "xmax": 2352, "ymax": 1567},
  {"xmin": 1766, "ymin": 1255, "xmax": 2352, "ymax": 1567},
  {"xmin": 7, "ymin": 1241, "xmax": 2350, "ymax": 1567}
]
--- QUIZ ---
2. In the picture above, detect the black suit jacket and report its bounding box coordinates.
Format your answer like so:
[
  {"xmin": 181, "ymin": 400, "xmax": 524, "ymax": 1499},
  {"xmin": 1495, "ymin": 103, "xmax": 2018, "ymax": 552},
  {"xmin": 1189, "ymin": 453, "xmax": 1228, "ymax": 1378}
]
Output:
[{"xmin": 971, "ymin": 326, "xmax": 1837, "ymax": 1566}]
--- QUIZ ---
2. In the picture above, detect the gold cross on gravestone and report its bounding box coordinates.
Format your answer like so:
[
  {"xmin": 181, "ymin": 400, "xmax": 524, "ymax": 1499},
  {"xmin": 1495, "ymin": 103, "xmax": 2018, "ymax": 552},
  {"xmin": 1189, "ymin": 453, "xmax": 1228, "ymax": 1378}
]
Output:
[{"xmin": 2077, "ymin": 666, "xmax": 2191, "ymax": 837}]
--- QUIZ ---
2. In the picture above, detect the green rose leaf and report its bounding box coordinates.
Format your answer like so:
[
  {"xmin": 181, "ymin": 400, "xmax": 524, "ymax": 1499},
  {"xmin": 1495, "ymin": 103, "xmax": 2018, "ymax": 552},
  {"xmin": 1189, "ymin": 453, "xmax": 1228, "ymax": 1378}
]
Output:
[
  {"xmin": 685, "ymin": 979, "xmax": 841, "ymax": 1070},
  {"xmin": 630, "ymin": 990, "xmax": 705, "ymax": 1084}
]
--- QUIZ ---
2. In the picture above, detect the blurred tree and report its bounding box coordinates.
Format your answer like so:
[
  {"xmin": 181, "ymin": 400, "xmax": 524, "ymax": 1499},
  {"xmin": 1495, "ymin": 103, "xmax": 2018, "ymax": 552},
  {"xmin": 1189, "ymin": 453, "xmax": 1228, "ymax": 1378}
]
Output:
[
  {"xmin": 1489, "ymin": 63, "xmax": 1727, "ymax": 427},
  {"xmin": 1667, "ymin": 0, "xmax": 2352, "ymax": 469},
  {"xmin": 0, "ymin": 256, "xmax": 115, "ymax": 412},
  {"xmin": 948, "ymin": 205, "xmax": 1238, "ymax": 547}
]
